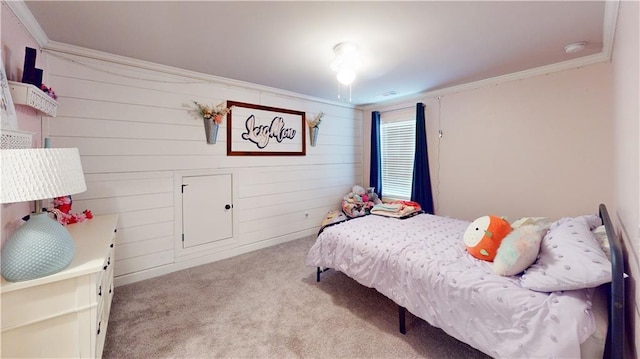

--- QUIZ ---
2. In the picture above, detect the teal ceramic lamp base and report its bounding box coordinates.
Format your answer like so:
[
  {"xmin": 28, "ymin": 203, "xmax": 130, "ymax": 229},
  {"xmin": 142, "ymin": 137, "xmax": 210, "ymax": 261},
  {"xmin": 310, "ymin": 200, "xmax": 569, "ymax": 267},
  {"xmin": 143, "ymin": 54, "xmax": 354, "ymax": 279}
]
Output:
[{"xmin": 1, "ymin": 213, "xmax": 75, "ymax": 282}]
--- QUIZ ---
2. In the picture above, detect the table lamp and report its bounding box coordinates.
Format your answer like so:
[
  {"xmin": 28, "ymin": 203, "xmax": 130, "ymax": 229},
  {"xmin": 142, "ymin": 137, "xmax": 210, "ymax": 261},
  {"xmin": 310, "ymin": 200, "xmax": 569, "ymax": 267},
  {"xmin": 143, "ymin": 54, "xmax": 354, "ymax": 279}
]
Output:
[{"xmin": 1, "ymin": 148, "xmax": 87, "ymax": 282}]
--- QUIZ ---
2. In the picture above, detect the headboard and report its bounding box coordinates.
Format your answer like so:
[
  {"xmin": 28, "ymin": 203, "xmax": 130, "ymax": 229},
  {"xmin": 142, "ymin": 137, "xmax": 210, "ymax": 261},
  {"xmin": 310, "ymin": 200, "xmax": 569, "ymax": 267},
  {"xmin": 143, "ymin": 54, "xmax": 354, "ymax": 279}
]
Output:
[{"xmin": 599, "ymin": 204, "xmax": 625, "ymax": 359}]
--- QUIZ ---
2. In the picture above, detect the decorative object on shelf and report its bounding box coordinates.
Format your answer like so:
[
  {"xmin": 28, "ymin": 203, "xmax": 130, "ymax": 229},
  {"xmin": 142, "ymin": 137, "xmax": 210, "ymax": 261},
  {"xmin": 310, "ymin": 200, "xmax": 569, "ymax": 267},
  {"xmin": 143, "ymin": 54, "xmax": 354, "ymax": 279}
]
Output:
[
  {"xmin": 21, "ymin": 47, "xmax": 44, "ymax": 88},
  {"xmin": 49, "ymin": 195, "xmax": 93, "ymax": 226},
  {"xmin": 0, "ymin": 148, "xmax": 87, "ymax": 282},
  {"xmin": 192, "ymin": 101, "xmax": 230, "ymax": 144},
  {"xmin": 1, "ymin": 49, "xmax": 18, "ymax": 130},
  {"xmin": 307, "ymin": 112, "xmax": 324, "ymax": 147},
  {"xmin": 21, "ymin": 47, "xmax": 36, "ymax": 84},
  {"xmin": 8, "ymin": 81, "xmax": 58, "ymax": 117},
  {"xmin": 40, "ymin": 84, "xmax": 57, "ymax": 100}
]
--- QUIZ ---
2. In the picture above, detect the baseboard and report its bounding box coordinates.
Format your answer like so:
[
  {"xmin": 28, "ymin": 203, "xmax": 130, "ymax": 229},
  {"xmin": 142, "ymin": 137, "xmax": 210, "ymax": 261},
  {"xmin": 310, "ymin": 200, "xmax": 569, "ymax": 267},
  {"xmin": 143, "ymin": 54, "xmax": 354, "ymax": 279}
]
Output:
[{"xmin": 113, "ymin": 229, "xmax": 317, "ymax": 287}]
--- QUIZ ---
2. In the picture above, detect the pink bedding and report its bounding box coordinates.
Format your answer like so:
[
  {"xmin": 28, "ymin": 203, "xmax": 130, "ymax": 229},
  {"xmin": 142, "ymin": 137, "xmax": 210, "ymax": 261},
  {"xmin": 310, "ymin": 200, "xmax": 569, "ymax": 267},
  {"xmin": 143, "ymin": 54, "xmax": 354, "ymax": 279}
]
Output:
[{"xmin": 305, "ymin": 213, "xmax": 597, "ymax": 358}]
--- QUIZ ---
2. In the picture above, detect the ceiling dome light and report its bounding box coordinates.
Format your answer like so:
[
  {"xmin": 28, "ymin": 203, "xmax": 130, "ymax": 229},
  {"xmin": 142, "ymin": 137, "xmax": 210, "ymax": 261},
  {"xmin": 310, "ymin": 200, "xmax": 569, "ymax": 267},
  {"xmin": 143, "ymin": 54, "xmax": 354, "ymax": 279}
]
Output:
[
  {"xmin": 331, "ymin": 41, "xmax": 360, "ymax": 102},
  {"xmin": 564, "ymin": 41, "xmax": 587, "ymax": 54},
  {"xmin": 337, "ymin": 69, "xmax": 356, "ymax": 85}
]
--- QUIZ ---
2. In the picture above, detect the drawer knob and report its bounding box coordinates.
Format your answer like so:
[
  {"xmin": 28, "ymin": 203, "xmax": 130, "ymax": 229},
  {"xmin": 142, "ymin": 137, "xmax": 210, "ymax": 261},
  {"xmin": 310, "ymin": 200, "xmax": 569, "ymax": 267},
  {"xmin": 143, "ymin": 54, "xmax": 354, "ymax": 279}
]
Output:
[{"xmin": 110, "ymin": 243, "xmax": 114, "ymax": 248}]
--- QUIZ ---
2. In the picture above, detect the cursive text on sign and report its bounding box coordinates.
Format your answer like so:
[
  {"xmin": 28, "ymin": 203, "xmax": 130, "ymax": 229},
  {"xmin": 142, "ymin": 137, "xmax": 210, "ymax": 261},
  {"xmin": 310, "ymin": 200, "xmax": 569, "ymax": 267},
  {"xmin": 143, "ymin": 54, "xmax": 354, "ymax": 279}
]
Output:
[{"xmin": 241, "ymin": 114, "xmax": 296, "ymax": 149}]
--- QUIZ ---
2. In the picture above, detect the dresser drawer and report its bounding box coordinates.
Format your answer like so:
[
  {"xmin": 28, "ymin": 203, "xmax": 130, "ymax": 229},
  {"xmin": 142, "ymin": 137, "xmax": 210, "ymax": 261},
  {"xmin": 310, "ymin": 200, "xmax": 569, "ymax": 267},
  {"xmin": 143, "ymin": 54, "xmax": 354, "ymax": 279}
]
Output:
[
  {"xmin": 96, "ymin": 248, "xmax": 113, "ymax": 318},
  {"xmin": 2, "ymin": 277, "xmax": 83, "ymax": 330},
  {"xmin": 95, "ymin": 284, "xmax": 112, "ymax": 359},
  {"xmin": 96, "ymin": 250, "xmax": 111, "ymax": 314},
  {"xmin": 96, "ymin": 241, "xmax": 115, "ymax": 358},
  {"xmin": 2, "ymin": 311, "xmax": 83, "ymax": 358}
]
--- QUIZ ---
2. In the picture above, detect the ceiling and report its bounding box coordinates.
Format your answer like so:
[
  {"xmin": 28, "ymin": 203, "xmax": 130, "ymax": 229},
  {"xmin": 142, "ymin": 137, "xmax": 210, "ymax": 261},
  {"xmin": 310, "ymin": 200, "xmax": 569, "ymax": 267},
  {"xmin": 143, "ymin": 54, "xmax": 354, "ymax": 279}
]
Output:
[{"xmin": 22, "ymin": 1, "xmax": 609, "ymax": 106}]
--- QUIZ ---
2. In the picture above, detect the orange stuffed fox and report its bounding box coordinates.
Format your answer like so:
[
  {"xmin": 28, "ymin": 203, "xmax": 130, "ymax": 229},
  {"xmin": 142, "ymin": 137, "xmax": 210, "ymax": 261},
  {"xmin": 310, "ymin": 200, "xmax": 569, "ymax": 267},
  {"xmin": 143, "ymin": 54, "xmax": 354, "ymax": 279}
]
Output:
[{"xmin": 463, "ymin": 215, "xmax": 512, "ymax": 261}]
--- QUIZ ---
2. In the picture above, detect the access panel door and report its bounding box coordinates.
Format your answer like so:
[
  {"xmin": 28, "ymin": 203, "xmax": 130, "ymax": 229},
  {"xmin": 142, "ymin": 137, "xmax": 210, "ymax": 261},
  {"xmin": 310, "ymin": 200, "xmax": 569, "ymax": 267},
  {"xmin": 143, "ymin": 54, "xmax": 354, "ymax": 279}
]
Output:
[{"xmin": 182, "ymin": 174, "xmax": 233, "ymax": 248}]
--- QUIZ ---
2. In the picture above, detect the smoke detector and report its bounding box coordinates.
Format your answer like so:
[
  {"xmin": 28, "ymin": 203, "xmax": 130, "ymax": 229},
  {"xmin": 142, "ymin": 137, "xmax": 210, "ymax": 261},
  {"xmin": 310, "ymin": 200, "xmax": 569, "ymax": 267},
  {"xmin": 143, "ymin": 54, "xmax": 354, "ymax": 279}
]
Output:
[{"xmin": 564, "ymin": 41, "xmax": 587, "ymax": 54}]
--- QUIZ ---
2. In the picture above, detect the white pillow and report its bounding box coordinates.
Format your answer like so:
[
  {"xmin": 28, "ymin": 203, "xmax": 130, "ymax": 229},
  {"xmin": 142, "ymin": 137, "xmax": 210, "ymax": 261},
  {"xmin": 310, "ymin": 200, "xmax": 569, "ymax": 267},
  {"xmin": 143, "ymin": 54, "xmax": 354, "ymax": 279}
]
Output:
[
  {"xmin": 493, "ymin": 224, "xmax": 544, "ymax": 276},
  {"xmin": 520, "ymin": 216, "xmax": 611, "ymax": 292},
  {"xmin": 511, "ymin": 216, "xmax": 552, "ymax": 230},
  {"xmin": 592, "ymin": 225, "xmax": 611, "ymax": 258}
]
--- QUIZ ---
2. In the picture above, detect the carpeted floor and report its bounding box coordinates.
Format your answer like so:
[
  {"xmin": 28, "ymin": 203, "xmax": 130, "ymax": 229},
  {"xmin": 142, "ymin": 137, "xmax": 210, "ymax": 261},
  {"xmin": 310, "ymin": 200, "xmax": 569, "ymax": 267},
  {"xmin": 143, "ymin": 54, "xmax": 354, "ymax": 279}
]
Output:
[{"xmin": 103, "ymin": 235, "xmax": 490, "ymax": 358}]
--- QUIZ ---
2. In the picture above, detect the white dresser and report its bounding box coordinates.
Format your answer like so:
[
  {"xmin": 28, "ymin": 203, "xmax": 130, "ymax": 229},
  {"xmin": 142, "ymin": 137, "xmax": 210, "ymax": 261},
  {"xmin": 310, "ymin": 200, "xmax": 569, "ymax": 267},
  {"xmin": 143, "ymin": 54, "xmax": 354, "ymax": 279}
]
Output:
[{"xmin": 1, "ymin": 214, "xmax": 118, "ymax": 358}]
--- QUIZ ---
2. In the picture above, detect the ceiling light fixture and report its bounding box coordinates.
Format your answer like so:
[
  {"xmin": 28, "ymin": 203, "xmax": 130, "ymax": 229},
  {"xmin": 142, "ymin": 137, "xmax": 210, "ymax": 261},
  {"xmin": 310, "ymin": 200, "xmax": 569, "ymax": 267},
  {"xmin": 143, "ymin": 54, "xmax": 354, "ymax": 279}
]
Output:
[
  {"xmin": 564, "ymin": 41, "xmax": 587, "ymax": 54},
  {"xmin": 331, "ymin": 42, "xmax": 360, "ymax": 102},
  {"xmin": 336, "ymin": 69, "xmax": 356, "ymax": 86}
]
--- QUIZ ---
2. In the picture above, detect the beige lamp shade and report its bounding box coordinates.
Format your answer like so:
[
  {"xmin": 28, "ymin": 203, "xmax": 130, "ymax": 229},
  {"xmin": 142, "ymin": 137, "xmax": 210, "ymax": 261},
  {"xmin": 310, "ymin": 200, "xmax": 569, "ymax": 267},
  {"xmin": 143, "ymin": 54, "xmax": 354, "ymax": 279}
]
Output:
[{"xmin": 1, "ymin": 148, "xmax": 87, "ymax": 204}]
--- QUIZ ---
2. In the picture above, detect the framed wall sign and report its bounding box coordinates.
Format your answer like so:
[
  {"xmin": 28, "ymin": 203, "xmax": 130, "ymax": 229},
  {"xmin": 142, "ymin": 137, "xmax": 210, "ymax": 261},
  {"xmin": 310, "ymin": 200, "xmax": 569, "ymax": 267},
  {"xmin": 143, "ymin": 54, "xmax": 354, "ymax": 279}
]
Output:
[{"xmin": 226, "ymin": 101, "xmax": 306, "ymax": 156}]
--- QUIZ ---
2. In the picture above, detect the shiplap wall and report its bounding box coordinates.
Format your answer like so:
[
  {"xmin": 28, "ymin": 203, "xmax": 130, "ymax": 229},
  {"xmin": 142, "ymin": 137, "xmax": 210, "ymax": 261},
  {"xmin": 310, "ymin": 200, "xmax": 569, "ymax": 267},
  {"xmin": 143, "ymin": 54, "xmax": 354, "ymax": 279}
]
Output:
[{"xmin": 45, "ymin": 50, "xmax": 362, "ymax": 285}]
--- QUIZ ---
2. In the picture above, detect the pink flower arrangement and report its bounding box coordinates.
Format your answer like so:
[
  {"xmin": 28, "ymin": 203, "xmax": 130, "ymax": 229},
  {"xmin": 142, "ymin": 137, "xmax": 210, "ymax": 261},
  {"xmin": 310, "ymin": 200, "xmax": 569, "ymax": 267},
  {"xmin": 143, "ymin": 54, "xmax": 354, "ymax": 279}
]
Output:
[
  {"xmin": 50, "ymin": 196, "xmax": 93, "ymax": 225},
  {"xmin": 193, "ymin": 101, "xmax": 230, "ymax": 124},
  {"xmin": 40, "ymin": 84, "xmax": 58, "ymax": 100}
]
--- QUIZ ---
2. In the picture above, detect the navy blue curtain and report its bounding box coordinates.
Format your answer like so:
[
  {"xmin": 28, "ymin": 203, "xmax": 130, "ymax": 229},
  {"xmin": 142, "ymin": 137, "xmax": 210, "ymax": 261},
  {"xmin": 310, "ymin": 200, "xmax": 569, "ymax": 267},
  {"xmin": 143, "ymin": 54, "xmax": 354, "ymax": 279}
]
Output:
[
  {"xmin": 411, "ymin": 103, "xmax": 434, "ymax": 214},
  {"xmin": 369, "ymin": 111, "xmax": 382, "ymax": 198}
]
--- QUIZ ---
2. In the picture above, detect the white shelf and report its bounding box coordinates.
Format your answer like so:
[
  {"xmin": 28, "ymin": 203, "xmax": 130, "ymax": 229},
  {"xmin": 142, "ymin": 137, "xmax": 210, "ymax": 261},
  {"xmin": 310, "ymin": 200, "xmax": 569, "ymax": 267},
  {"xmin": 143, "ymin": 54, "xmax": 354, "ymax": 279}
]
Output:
[
  {"xmin": 0, "ymin": 129, "xmax": 33, "ymax": 149},
  {"xmin": 8, "ymin": 80, "xmax": 57, "ymax": 117}
]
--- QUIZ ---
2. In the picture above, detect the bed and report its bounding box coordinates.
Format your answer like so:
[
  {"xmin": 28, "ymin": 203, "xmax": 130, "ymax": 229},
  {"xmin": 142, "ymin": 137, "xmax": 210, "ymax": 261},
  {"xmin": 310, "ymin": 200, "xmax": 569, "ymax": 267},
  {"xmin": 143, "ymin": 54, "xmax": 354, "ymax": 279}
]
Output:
[{"xmin": 305, "ymin": 204, "xmax": 624, "ymax": 359}]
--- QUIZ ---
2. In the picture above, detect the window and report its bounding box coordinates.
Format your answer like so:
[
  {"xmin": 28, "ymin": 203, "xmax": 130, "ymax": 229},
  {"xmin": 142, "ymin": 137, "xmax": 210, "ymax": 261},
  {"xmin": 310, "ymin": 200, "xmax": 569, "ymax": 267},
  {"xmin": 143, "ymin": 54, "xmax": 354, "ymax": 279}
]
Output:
[{"xmin": 380, "ymin": 109, "xmax": 415, "ymax": 200}]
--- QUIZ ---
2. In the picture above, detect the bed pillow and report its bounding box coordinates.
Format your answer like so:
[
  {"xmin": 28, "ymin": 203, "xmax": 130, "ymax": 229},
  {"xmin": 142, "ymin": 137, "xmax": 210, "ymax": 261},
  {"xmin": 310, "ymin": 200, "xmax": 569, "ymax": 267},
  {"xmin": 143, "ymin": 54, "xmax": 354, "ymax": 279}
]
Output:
[
  {"xmin": 592, "ymin": 225, "xmax": 611, "ymax": 258},
  {"xmin": 520, "ymin": 216, "xmax": 611, "ymax": 292},
  {"xmin": 511, "ymin": 216, "xmax": 552, "ymax": 230},
  {"xmin": 493, "ymin": 224, "xmax": 544, "ymax": 276}
]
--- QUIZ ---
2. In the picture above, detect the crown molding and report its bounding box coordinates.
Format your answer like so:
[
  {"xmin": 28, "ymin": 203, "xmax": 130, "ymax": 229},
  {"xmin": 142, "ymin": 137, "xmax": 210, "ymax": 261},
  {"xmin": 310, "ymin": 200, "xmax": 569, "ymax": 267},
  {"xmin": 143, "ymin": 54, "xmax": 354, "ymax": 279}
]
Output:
[
  {"xmin": 4, "ymin": 0, "xmax": 49, "ymax": 47},
  {"xmin": 10, "ymin": 0, "xmax": 618, "ymax": 111},
  {"xmin": 602, "ymin": 0, "xmax": 620, "ymax": 60},
  {"xmin": 42, "ymin": 41, "xmax": 357, "ymax": 110},
  {"xmin": 360, "ymin": 51, "xmax": 611, "ymax": 111},
  {"xmin": 361, "ymin": 1, "xmax": 620, "ymax": 110}
]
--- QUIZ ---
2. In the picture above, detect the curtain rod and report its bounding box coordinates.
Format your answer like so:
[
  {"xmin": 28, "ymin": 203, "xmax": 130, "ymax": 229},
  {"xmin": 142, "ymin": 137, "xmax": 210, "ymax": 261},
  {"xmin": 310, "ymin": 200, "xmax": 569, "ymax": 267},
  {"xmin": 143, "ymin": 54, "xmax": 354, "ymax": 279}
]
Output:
[{"xmin": 379, "ymin": 104, "xmax": 419, "ymax": 114}]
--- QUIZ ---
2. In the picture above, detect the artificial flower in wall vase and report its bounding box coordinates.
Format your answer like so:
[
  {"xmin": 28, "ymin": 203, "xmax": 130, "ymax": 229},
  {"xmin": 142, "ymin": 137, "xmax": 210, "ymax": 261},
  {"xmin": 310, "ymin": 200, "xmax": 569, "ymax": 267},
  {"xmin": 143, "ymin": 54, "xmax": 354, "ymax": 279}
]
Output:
[
  {"xmin": 306, "ymin": 112, "xmax": 324, "ymax": 147},
  {"xmin": 193, "ymin": 101, "xmax": 231, "ymax": 144}
]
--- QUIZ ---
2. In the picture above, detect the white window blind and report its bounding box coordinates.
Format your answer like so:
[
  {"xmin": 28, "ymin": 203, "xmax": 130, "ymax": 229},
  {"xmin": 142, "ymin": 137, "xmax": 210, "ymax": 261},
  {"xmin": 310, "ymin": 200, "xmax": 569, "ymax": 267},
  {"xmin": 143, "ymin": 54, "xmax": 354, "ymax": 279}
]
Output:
[{"xmin": 380, "ymin": 109, "xmax": 415, "ymax": 200}]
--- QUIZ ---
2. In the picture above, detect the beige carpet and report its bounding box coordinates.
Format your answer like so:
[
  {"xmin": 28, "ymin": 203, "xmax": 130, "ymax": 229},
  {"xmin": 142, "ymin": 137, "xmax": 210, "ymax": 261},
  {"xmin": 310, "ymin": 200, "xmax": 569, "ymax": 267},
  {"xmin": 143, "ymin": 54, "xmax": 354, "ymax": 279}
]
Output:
[{"xmin": 103, "ymin": 235, "xmax": 490, "ymax": 358}]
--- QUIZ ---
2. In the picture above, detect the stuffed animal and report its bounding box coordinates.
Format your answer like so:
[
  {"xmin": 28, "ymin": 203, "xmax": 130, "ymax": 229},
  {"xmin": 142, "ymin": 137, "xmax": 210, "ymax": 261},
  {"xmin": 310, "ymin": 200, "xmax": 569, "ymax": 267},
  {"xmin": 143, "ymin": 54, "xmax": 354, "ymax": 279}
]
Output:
[
  {"xmin": 49, "ymin": 196, "xmax": 93, "ymax": 226},
  {"xmin": 341, "ymin": 185, "xmax": 382, "ymax": 218},
  {"xmin": 352, "ymin": 185, "xmax": 366, "ymax": 195},
  {"xmin": 364, "ymin": 187, "xmax": 380, "ymax": 205},
  {"xmin": 463, "ymin": 215, "xmax": 512, "ymax": 261}
]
